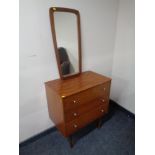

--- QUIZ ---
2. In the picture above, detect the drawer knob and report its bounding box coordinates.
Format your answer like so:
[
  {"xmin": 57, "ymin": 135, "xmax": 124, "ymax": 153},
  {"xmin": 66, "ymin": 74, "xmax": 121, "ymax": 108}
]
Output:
[
  {"xmin": 73, "ymin": 100, "xmax": 77, "ymax": 104},
  {"xmin": 101, "ymin": 99, "xmax": 105, "ymax": 102},
  {"xmin": 73, "ymin": 124, "xmax": 77, "ymax": 128},
  {"xmin": 101, "ymin": 109, "xmax": 104, "ymax": 113},
  {"xmin": 73, "ymin": 113, "xmax": 77, "ymax": 116},
  {"xmin": 104, "ymin": 88, "xmax": 106, "ymax": 91},
  {"xmin": 73, "ymin": 100, "xmax": 79, "ymax": 104}
]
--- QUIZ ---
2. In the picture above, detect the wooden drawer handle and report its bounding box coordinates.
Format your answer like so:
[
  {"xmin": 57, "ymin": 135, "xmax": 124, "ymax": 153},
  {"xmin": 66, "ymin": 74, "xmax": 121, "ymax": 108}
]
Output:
[
  {"xmin": 73, "ymin": 124, "xmax": 78, "ymax": 128},
  {"xmin": 104, "ymin": 87, "xmax": 106, "ymax": 91}
]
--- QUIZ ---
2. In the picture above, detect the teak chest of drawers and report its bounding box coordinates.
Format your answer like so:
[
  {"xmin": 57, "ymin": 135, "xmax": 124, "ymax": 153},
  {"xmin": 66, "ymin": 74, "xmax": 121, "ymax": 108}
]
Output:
[{"xmin": 45, "ymin": 71, "xmax": 111, "ymax": 147}]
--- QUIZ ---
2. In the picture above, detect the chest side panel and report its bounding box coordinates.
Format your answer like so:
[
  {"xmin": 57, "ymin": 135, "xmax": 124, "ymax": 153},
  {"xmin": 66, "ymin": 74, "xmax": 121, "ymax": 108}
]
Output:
[{"xmin": 45, "ymin": 85, "xmax": 66, "ymax": 136}]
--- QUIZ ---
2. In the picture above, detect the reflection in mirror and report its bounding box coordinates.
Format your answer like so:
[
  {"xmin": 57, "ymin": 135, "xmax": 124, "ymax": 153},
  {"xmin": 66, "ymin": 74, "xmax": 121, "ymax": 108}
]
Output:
[{"xmin": 54, "ymin": 12, "xmax": 79, "ymax": 76}]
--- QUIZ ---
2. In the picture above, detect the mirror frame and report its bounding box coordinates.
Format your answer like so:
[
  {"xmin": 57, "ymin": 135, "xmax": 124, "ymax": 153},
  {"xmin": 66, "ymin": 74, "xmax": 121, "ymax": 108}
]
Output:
[{"xmin": 49, "ymin": 7, "xmax": 82, "ymax": 80}]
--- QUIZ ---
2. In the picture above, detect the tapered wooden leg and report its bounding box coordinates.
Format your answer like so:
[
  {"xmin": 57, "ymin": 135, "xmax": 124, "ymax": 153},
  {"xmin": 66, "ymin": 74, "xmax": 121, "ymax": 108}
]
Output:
[
  {"xmin": 97, "ymin": 118, "xmax": 102, "ymax": 129},
  {"xmin": 68, "ymin": 135, "xmax": 74, "ymax": 148}
]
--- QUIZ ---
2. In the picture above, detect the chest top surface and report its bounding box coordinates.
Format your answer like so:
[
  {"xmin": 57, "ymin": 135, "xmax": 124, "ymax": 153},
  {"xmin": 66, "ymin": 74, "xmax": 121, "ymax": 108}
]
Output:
[{"xmin": 45, "ymin": 71, "xmax": 111, "ymax": 98}]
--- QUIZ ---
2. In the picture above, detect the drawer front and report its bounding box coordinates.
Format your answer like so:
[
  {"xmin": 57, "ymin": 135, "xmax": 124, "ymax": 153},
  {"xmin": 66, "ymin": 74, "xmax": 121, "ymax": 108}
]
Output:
[
  {"xmin": 63, "ymin": 82, "xmax": 110, "ymax": 112},
  {"xmin": 64, "ymin": 99, "xmax": 109, "ymax": 122},
  {"xmin": 65, "ymin": 106, "xmax": 106, "ymax": 136}
]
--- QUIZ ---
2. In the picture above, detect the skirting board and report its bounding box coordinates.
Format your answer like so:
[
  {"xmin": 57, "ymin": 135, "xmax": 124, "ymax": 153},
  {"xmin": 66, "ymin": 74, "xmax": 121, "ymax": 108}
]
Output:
[
  {"xmin": 19, "ymin": 127, "xmax": 57, "ymax": 147},
  {"xmin": 19, "ymin": 99, "xmax": 135, "ymax": 147},
  {"xmin": 110, "ymin": 100, "xmax": 135, "ymax": 119}
]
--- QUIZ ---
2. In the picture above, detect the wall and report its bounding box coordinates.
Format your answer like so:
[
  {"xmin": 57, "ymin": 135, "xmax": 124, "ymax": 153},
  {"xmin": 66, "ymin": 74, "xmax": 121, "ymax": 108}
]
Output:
[
  {"xmin": 110, "ymin": 0, "xmax": 135, "ymax": 113},
  {"xmin": 19, "ymin": 0, "xmax": 119, "ymax": 142},
  {"xmin": 19, "ymin": 0, "xmax": 57, "ymax": 142}
]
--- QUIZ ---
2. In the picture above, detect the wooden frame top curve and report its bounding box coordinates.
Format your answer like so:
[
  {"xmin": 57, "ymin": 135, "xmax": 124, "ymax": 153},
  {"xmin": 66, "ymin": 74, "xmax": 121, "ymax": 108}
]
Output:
[{"xmin": 49, "ymin": 7, "xmax": 82, "ymax": 80}]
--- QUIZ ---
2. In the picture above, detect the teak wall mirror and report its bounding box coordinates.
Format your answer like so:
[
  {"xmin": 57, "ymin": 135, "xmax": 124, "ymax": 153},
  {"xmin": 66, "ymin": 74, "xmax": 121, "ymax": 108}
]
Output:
[{"xmin": 49, "ymin": 7, "xmax": 82, "ymax": 79}]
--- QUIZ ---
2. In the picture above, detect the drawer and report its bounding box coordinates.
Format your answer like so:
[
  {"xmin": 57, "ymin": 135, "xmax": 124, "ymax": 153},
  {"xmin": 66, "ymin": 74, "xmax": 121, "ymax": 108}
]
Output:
[
  {"xmin": 65, "ymin": 105, "xmax": 106, "ymax": 136},
  {"xmin": 63, "ymin": 82, "xmax": 110, "ymax": 111},
  {"xmin": 64, "ymin": 98, "xmax": 109, "ymax": 122}
]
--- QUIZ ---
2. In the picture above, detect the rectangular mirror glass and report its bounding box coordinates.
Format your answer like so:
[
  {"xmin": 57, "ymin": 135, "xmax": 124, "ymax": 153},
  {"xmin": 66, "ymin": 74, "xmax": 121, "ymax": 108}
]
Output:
[
  {"xmin": 54, "ymin": 12, "xmax": 79, "ymax": 75},
  {"xmin": 49, "ymin": 7, "xmax": 81, "ymax": 79}
]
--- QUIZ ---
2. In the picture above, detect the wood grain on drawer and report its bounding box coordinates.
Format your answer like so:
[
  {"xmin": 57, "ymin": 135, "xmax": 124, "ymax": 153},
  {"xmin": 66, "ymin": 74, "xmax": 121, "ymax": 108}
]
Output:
[
  {"xmin": 64, "ymin": 99, "xmax": 109, "ymax": 122},
  {"xmin": 65, "ymin": 106, "xmax": 106, "ymax": 136},
  {"xmin": 63, "ymin": 82, "xmax": 110, "ymax": 111}
]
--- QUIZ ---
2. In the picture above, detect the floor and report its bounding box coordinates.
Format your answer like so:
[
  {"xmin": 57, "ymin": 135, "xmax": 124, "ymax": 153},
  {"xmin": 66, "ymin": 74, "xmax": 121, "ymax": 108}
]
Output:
[{"xmin": 19, "ymin": 103, "xmax": 135, "ymax": 155}]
